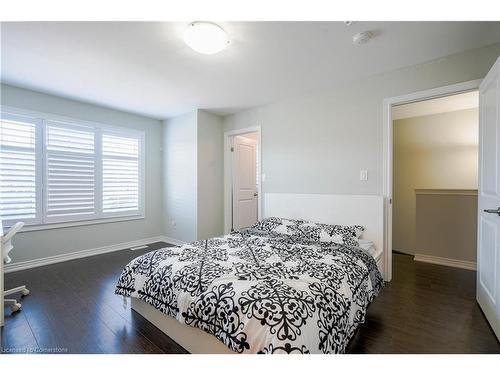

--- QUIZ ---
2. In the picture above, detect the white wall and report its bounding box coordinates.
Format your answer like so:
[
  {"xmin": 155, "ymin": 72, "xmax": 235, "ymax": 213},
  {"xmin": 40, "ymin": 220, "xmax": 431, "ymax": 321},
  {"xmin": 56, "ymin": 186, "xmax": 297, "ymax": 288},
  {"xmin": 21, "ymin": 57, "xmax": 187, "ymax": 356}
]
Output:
[
  {"xmin": 222, "ymin": 44, "xmax": 500, "ymax": 205},
  {"xmin": 393, "ymin": 108, "xmax": 479, "ymax": 254},
  {"xmin": 1, "ymin": 86, "xmax": 224, "ymax": 261},
  {"xmin": 162, "ymin": 109, "xmax": 224, "ymax": 242},
  {"xmin": 197, "ymin": 110, "xmax": 224, "ymax": 239},
  {"xmin": 1, "ymin": 84, "xmax": 164, "ymax": 263},
  {"xmin": 3, "ymin": 42, "xmax": 499, "ymax": 264},
  {"xmin": 162, "ymin": 111, "xmax": 198, "ymax": 243}
]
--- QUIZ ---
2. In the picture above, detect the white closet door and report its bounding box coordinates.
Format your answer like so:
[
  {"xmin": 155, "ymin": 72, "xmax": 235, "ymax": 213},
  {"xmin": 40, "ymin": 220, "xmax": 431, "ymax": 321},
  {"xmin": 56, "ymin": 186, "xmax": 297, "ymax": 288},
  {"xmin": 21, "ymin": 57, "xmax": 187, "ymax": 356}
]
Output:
[{"xmin": 232, "ymin": 135, "xmax": 258, "ymax": 230}]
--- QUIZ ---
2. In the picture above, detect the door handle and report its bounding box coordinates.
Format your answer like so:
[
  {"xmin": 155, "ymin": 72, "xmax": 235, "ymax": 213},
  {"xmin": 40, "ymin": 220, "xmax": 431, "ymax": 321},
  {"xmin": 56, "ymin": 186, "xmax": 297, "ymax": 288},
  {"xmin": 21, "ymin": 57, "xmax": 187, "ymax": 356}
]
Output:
[
  {"xmin": 253, "ymin": 192, "xmax": 258, "ymax": 197},
  {"xmin": 484, "ymin": 207, "xmax": 500, "ymax": 216}
]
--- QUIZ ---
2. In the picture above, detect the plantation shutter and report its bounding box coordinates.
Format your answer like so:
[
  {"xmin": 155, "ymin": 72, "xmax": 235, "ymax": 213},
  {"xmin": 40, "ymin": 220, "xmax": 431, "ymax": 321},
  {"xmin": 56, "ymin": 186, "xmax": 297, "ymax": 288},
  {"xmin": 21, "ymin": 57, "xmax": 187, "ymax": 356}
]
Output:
[
  {"xmin": 0, "ymin": 114, "xmax": 39, "ymax": 224},
  {"xmin": 45, "ymin": 121, "xmax": 96, "ymax": 221},
  {"xmin": 102, "ymin": 132, "xmax": 140, "ymax": 214}
]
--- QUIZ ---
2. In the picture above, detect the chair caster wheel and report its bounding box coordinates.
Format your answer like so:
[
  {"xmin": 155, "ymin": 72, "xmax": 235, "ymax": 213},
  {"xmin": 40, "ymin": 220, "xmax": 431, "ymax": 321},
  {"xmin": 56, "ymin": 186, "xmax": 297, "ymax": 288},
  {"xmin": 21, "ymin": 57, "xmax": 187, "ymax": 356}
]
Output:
[
  {"xmin": 11, "ymin": 303, "xmax": 21, "ymax": 313},
  {"xmin": 21, "ymin": 288, "xmax": 30, "ymax": 296}
]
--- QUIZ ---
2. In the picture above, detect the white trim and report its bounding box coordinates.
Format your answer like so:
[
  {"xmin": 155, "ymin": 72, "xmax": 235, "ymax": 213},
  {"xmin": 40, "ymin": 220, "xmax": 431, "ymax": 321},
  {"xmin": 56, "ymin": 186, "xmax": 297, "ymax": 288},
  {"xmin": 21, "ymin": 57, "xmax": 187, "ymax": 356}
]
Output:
[
  {"xmin": 162, "ymin": 236, "xmax": 186, "ymax": 247},
  {"xmin": 382, "ymin": 79, "xmax": 482, "ymax": 282},
  {"xmin": 223, "ymin": 126, "xmax": 262, "ymax": 234},
  {"xmin": 94, "ymin": 127, "xmax": 104, "ymax": 217},
  {"xmin": 414, "ymin": 189, "xmax": 478, "ymax": 196},
  {"xmin": 4, "ymin": 235, "xmax": 167, "ymax": 273},
  {"xmin": 414, "ymin": 253, "xmax": 477, "ymax": 271},
  {"xmin": 8, "ymin": 214, "xmax": 145, "ymax": 233}
]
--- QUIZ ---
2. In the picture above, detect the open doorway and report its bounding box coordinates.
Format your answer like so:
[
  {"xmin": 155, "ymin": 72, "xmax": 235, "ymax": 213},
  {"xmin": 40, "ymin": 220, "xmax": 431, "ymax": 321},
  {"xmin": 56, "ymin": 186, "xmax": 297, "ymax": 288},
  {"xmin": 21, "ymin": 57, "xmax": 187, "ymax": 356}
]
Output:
[
  {"xmin": 224, "ymin": 127, "xmax": 261, "ymax": 233},
  {"xmin": 391, "ymin": 91, "xmax": 479, "ymax": 272},
  {"xmin": 382, "ymin": 71, "xmax": 500, "ymax": 340},
  {"xmin": 383, "ymin": 79, "xmax": 482, "ymax": 282}
]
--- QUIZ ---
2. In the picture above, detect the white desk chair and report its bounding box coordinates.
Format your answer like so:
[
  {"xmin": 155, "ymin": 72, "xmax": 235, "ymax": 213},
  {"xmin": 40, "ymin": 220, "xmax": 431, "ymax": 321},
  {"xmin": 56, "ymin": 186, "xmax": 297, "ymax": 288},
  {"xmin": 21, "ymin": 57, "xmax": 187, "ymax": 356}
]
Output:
[{"xmin": 2, "ymin": 221, "xmax": 30, "ymax": 312}]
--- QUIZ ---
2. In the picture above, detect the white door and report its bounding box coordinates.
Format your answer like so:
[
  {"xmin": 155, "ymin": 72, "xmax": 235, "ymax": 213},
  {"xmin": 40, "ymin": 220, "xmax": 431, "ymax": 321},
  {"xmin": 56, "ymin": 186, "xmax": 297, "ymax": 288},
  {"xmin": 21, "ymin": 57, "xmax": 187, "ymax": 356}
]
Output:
[
  {"xmin": 232, "ymin": 135, "xmax": 258, "ymax": 230},
  {"xmin": 477, "ymin": 56, "xmax": 500, "ymax": 340}
]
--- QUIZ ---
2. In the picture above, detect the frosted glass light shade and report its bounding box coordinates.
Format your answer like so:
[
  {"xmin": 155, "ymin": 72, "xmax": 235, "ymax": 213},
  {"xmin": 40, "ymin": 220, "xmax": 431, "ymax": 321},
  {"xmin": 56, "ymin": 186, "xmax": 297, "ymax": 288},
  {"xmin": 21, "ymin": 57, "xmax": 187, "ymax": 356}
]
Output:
[{"xmin": 183, "ymin": 22, "xmax": 230, "ymax": 55}]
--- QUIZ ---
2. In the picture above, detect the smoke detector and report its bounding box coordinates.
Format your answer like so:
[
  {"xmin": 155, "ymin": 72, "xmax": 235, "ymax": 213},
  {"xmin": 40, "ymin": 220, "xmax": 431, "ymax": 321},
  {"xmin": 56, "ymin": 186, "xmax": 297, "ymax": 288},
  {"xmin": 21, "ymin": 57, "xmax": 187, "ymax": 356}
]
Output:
[{"xmin": 353, "ymin": 31, "xmax": 373, "ymax": 45}]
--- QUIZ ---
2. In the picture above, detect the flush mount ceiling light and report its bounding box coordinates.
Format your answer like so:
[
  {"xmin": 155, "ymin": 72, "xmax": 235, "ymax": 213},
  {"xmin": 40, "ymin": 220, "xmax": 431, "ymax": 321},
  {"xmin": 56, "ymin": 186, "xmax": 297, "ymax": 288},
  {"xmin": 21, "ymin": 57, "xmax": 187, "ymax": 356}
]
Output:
[
  {"xmin": 353, "ymin": 31, "xmax": 373, "ymax": 45},
  {"xmin": 183, "ymin": 22, "xmax": 230, "ymax": 54}
]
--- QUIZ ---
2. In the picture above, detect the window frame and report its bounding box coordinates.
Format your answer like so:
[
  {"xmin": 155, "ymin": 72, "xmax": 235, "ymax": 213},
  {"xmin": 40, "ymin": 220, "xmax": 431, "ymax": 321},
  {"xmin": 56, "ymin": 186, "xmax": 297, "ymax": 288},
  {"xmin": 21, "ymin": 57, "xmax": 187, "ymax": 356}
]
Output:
[{"xmin": 0, "ymin": 106, "xmax": 145, "ymax": 231}]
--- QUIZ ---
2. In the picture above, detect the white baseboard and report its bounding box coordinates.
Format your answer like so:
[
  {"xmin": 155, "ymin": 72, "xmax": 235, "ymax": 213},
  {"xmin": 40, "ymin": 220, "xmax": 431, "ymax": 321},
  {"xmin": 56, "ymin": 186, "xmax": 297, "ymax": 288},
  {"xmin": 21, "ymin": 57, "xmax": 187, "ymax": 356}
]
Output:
[
  {"xmin": 162, "ymin": 236, "xmax": 186, "ymax": 247},
  {"xmin": 413, "ymin": 253, "xmax": 477, "ymax": 271},
  {"xmin": 4, "ymin": 235, "xmax": 183, "ymax": 274}
]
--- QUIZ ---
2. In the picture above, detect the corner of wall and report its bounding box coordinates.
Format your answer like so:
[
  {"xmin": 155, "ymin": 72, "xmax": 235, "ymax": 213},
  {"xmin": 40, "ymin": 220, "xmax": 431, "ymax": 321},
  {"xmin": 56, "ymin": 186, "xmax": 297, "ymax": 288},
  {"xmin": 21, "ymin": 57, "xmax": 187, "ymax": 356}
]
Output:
[
  {"xmin": 196, "ymin": 110, "xmax": 224, "ymax": 240},
  {"xmin": 161, "ymin": 111, "xmax": 198, "ymax": 243}
]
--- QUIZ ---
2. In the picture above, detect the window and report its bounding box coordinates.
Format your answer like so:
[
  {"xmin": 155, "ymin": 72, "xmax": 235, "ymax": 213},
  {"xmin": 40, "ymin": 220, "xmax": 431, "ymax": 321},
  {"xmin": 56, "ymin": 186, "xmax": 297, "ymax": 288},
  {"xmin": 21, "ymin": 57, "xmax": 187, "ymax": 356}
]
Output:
[
  {"xmin": 0, "ymin": 113, "xmax": 40, "ymax": 224},
  {"xmin": 0, "ymin": 108, "xmax": 144, "ymax": 228},
  {"xmin": 102, "ymin": 133, "xmax": 140, "ymax": 214},
  {"xmin": 45, "ymin": 122, "xmax": 96, "ymax": 222}
]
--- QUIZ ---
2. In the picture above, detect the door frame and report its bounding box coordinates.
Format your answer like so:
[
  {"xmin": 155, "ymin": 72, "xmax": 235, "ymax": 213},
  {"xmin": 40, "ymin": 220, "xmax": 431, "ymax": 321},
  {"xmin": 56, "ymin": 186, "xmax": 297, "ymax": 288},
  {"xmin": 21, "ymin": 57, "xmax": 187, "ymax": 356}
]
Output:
[
  {"xmin": 223, "ymin": 126, "xmax": 262, "ymax": 234},
  {"xmin": 382, "ymin": 79, "xmax": 482, "ymax": 281}
]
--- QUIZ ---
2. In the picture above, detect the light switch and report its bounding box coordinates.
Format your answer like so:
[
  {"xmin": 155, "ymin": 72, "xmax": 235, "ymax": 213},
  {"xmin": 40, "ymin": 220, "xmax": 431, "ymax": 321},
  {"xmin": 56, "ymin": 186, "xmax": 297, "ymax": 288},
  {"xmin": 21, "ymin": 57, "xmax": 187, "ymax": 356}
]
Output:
[{"xmin": 360, "ymin": 170, "xmax": 368, "ymax": 181}]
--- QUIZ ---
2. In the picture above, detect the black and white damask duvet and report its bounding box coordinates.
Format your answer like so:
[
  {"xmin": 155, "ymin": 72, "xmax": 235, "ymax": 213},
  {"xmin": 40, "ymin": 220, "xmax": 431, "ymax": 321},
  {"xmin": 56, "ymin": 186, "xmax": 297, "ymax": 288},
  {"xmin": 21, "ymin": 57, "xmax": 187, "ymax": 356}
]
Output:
[{"xmin": 115, "ymin": 227, "xmax": 383, "ymax": 354}]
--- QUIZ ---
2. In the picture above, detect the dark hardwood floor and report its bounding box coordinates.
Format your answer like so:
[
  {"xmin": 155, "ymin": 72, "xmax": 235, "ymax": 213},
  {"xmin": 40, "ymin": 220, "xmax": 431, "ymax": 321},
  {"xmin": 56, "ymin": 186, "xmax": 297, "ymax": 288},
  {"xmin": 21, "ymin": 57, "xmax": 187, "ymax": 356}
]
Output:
[
  {"xmin": 1, "ymin": 242, "xmax": 187, "ymax": 354},
  {"xmin": 1, "ymin": 244, "xmax": 498, "ymax": 354},
  {"xmin": 348, "ymin": 253, "xmax": 499, "ymax": 353}
]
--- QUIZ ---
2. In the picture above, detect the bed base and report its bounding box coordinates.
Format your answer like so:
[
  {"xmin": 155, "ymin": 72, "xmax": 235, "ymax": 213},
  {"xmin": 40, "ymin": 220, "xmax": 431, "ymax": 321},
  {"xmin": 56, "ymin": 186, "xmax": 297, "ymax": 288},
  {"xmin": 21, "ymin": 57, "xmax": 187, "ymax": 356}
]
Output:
[{"xmin": 131, "ymin": 298, "xmax": 235, "ymax": 354}]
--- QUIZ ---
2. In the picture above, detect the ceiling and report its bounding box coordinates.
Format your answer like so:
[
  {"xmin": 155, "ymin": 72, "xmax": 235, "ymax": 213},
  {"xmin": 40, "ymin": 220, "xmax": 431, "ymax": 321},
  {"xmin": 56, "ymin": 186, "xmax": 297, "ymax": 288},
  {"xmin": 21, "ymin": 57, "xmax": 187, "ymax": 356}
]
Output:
[
  {"xmin": 1, "ymin": 22, "xmax": 499, "ymax": 119},
  {"xmin": 392, "ymin": 91, "xmax": 479, "ymax": 120}
]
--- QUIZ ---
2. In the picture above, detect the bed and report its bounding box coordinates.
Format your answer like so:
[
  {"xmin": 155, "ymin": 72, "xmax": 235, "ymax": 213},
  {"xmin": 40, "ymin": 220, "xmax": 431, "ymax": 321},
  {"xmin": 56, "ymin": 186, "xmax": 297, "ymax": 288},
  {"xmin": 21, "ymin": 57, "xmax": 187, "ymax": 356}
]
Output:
[{"xmin": 116, "ymin": 193, "xmax": 385, "ymax": 354}]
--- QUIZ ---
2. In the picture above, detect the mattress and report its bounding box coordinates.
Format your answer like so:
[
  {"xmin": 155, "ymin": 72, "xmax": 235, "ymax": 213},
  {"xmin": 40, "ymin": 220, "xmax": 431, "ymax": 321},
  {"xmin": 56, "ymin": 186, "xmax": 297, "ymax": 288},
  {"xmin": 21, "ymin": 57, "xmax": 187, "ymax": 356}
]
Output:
[{"xmin": 116, "ymin": 228, "xmax": 383, "ymax": 354}]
